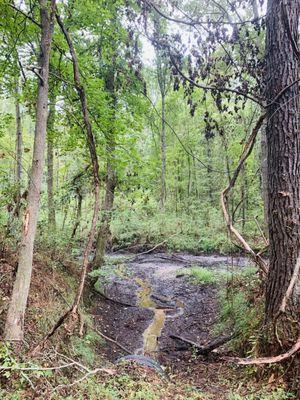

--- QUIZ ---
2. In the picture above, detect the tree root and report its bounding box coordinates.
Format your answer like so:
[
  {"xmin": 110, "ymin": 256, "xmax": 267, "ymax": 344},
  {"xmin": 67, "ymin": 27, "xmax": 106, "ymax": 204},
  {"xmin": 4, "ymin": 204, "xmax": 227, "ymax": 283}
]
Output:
[{"xmin": 226, "ymin": 336, "xmax": 300, "ymax": 365}]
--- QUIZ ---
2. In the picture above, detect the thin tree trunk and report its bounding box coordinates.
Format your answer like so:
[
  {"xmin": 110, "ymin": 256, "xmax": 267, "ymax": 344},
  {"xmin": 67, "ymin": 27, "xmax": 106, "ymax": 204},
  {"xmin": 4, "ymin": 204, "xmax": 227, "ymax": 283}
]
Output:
[
  {"xmin": 71, "ymin": 190, "xmax": 82, "ymax": 239},
  {"xmin": 265, "ymin": 0, "xmax": 300, "ymax": 325},
  {"xmin": 160, "ymin": 91, "xmax": 167, "ymax": 210},
  {"xmin": 206, "ymin": 137, "xmax": 213, "ymax": 203},
  {"xmin": 93, "ymin": 163, "xmax": 116, "ymax": 266},
  {"xmin": 47, "ymin": 96, "xmax": 56, "ymax": 230},
  {"xmin": 5, "ymin": 0, "xmax": 56, "ymax": 341},
  {"xmin": 15, "ymin": 79, "xmax": 22, "ymax": 193},
  {"xmin": 93, "ymin": 68, "xmax": 117, "ymax": 267},
  {"xmin": 56, "ymin": 12, "xmax": 100, "ymax": 315}
]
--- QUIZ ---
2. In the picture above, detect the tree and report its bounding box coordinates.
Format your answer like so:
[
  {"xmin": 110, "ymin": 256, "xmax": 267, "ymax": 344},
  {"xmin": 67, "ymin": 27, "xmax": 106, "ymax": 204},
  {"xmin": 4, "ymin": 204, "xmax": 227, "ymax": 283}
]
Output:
[
  {"xmin": 93, "ymin": 66, "xmax": 117, "ymax": 267},
  {"xmin": 264, "ymin": 0, "xmax": 300, "ymax": 332},
  {"xmin": 5, "ymin": 0, "xmax": 56, "ymax": 341},
  {"xmin": 154, "ymin": 19, "xmax": 170, "ymax": 211},
  {"xmin": 47, "ymin": 92, "xmax": 56, "ymax": 230}
]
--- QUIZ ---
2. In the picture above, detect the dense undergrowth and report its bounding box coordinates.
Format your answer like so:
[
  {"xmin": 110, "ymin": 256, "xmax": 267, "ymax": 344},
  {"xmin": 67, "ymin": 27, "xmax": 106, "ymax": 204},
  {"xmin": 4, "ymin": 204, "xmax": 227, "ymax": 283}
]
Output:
[{"xmin": 109, "ymin": 200, "xmax": 265, "ymax": 254}]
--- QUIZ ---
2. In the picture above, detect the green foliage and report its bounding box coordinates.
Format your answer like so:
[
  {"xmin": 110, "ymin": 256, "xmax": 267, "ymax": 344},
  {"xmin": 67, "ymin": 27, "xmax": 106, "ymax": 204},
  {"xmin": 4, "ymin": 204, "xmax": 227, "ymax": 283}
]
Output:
[
  {"xmin": 111, "ymin": 205, "xmax": 233, "ymax": 254},
  {"xmin": 182, "ymin": 266, "xmax": 219, "ymax": 284},
  {"xmin": 215, "ymin": 268, "xmax": 263, "ymax": 355},
  {"xmin": 71, "ymin": 330, "xmax": 104, "ymax": 366},
  {"xmin": 228, "ymin": 388, "xmax": 294, "ymax": 400}
]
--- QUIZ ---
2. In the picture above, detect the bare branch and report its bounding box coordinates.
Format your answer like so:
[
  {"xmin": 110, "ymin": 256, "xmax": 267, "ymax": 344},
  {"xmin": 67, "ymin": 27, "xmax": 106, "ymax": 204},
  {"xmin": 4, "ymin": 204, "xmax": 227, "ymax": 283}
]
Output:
[
  {"xmin": 143, "ymin": 0, "xmax": 263, "ymax": 27},
  {"xmin": 220, "ymin": 113, "xmax": 268, "ymax": 275}
]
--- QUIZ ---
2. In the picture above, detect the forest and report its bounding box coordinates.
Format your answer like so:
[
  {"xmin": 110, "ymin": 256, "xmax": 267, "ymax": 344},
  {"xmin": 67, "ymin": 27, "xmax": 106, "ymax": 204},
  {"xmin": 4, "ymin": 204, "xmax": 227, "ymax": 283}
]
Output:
[{"xmin": 0, "ymin": 0, "xmax": 299, "ymax": 399}]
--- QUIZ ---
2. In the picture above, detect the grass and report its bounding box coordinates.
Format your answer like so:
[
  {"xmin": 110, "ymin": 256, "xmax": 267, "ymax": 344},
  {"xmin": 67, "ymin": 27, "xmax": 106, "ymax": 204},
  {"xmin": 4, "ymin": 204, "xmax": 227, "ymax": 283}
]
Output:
[
  {"xmin": 181, "ymin": 265, "xmax": 232, "ymax": 285},
  {"xmin": 182, "ymin": 266, "xmax": 218, "ymax": 284},
  {"xmin": 228, "ymin": 388, "xmax": 294, "ymax": 400}
]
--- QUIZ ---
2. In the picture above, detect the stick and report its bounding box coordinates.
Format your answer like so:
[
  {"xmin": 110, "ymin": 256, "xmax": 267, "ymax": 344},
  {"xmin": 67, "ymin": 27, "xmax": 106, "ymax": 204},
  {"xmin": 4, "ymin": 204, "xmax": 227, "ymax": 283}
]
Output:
[
  {"xmin": 94, "ymin": 327, "xmax": 131, "ymax": 355},
  {"xmin": 170, "ymin": 333, "xmax": 236, "ymax": 355},
  {"xmin": 0, "ymin": 362, "xmax": 77, "ymax": 372},
  {"xmin": 52, "ymin": 367, "xmax": 115, "ymax": 391},
  {"xmin": 133, "ymin": 233, "xmax": 178, "ymax": 257}
]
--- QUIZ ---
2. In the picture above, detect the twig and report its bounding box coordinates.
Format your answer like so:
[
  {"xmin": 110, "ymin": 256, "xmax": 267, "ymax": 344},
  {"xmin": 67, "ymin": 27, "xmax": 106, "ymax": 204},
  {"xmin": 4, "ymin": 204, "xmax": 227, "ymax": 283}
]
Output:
[
  {"xmin": 279, "ymin": 256, "xmax": 300, "ymax": 313},
  {"xmin": 53, "ymin": 367, "xmax": 115, "ymax": 391},
  {"xmin": 254, "ymin": 216, "xmax": 268, "ymax": 246},
  {"xmin": 0, "ymin": 362, "xmax": 76, "ymax": 371},
  {"xmin": 134, "ymin": 233, "xmax": 178, "ymax": 257},
  {"xmin": 94, "ymin": 327, "xmax": 131, "ymax": 354}
]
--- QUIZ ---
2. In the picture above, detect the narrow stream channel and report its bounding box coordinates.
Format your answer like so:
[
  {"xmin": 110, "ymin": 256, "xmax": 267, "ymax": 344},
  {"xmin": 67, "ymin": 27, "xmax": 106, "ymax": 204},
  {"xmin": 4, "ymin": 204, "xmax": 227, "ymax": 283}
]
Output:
[{"xmin": 135, "ymin": 276, "xmax": 185, "ymax": 355}]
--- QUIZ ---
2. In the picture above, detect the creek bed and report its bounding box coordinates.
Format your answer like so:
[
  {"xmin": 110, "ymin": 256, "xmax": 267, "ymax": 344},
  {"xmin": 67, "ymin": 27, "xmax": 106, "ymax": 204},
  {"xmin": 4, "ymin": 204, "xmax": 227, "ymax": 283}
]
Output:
[{"xmin": 92, "ymin": 252, "xmax": 252, "ymax": 362}]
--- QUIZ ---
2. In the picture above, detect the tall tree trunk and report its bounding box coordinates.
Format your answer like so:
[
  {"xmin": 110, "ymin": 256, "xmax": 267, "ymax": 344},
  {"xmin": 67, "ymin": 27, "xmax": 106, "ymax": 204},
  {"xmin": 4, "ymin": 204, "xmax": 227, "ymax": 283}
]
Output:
[
  {"xmin": 205, "ymin": 137, "xmax": 213, "ymax": 203},
  {"xmin": 160, "ymin": 90, "xmax": 167, "ymax": 210},
  {"xmin": 93, "ymin": 68, "xmax": 117, "ymax": 268},
  {"xmin": 5, "ymin": 0, "xmax": 56, "ymax": 341},
  {"xmin": 15, "ymin": 78, "xmax": 22, "ymax": 193},
  {"xmin": 264, "ymin": 0, "xmax": 300, "ymax": 329},
  {"xmin": 93, "ymin": 159, "xmax": 116, "ymax": 267},
  {"xmin": 47, "ymin": 96, "xmax": 56, "ymax": 230}
]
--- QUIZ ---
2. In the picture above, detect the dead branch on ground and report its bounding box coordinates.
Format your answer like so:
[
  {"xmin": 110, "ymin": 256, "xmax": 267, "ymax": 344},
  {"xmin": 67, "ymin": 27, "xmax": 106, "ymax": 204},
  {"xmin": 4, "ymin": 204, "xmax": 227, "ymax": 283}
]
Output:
[{"xmin": 170, "ymin": 333, "xmax": 236, "ymax": 355}]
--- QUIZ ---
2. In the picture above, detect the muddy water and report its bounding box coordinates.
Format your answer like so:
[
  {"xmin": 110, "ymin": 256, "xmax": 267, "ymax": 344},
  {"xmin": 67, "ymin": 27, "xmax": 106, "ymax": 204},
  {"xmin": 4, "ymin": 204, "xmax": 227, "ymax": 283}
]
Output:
[
  {"xmin": 135, "ymin": 276, "xmax": 184, "ymax": 354},
  {"xmin": 94, "ymin": 252, "xmax": 252, "ymax": 360}
]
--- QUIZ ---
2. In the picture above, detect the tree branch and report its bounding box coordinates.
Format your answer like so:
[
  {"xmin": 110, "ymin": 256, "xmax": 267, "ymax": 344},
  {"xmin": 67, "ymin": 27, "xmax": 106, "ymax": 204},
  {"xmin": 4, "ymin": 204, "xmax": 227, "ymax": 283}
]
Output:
[
  {"xmin": 220, "ymin": 113, "xmax": 268, "ymax": 275},
  {"xmin": 169, "ymin": 53, "xmax": 264, "ymax": 106}
]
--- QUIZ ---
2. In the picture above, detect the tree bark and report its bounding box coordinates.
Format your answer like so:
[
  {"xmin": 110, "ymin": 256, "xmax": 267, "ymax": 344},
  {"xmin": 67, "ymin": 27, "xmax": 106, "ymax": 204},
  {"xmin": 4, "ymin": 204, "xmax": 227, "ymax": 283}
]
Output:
[
  {"xmin": 5, "ymin": 0, "xmax": 56, "ymax": 341},
  {"xmin": 260, "ymin": 127, "xmax": 268, "ymax": 233},
  {"xmin": 47, "ymin": 95, "xmax": 56, "ymax": 230},
  {"xmin": 160, "ymin": 90, "xmax": 167, "ymax": 210},
  {"xmin": 265, "ymin": 0, "xmax": 300, "ymax": 324},
  {"xmin": 15, "ymin": 78, "xmax": 22, "ymax": 191},
  {"xmin": 93, "ymin": 68, "xmax": 117, "ymax": 267}
]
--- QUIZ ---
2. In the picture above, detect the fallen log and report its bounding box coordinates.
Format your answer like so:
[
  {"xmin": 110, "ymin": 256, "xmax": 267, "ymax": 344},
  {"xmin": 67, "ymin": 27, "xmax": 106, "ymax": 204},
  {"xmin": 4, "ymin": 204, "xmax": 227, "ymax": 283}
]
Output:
[{"xmin": 170, "ymin": 333, "xmax": 236, "ymax": 355}]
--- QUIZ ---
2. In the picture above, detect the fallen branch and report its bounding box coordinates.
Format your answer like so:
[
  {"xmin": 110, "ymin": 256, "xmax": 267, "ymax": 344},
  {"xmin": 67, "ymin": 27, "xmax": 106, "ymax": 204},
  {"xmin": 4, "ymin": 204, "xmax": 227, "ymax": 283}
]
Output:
[
  {"xmin": 220, "ymin": 113, "xmax": 268, "ymax": 276},
  {"xmin": 53, "ymin": 367, "xmax": 115, "ymax": 392},
  {"xmin": 170, "ymin": 333, "xmax": 236, "ymax": 355},
  {"xmin": 94, "ymin": 327, "xmax": 131, "ymax": 355},
  {"xmin": 227, "ymin": 336, "xmax": 300, "ymax": 365},
  {"xmin": 0, "ymin": 362, "xmax": 77, "ymax": 372},
  {"xmin": 133, "ymin": 234, "xmax": 178, "ymax": 258}
]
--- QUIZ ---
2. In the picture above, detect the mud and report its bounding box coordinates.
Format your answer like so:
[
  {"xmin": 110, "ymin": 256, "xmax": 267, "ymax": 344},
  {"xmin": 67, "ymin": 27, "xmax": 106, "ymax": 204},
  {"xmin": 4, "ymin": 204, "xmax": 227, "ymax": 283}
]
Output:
[{"xmin": 92, "ymin": 252, "xmax": 251, "ymax": 363}]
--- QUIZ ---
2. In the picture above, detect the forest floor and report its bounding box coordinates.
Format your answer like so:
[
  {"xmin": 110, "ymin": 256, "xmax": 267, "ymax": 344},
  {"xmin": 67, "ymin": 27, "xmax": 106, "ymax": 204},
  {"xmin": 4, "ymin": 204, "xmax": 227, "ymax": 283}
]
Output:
[{"xmin": 0, "ymin": 249, "xmax": 294, "ymax": 399}]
